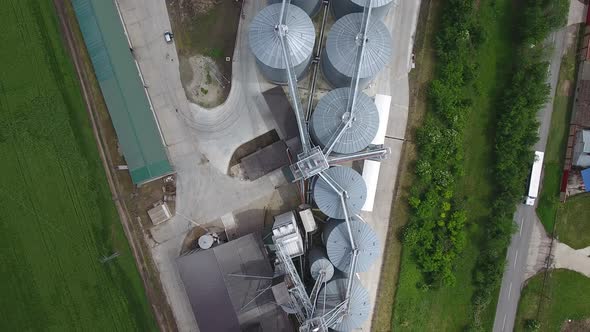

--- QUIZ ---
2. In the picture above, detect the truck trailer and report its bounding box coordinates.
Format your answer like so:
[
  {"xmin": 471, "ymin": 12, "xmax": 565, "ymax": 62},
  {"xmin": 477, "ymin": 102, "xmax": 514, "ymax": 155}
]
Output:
[{"xmin": 525, "ymin": 151, "xmax": 545, "ymax": 206}]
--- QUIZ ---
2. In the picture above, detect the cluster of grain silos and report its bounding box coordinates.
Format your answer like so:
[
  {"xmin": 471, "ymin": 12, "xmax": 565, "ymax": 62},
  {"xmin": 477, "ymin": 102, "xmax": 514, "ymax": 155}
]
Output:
[
  {"xmin": 321, "ymin": 13, "xmax": 392, "ymax": 88},
  {"xmin": 249, "ymin": 2, "xmax": 392, "ymax": 330},
  {"xmin": 249, "ymin": 3, "xmax": 316, "ymax": 84}
]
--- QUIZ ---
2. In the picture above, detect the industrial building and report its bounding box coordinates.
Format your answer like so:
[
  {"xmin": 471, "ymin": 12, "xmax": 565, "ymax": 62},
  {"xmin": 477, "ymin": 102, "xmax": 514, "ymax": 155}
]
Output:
[
  {"xmin": 177, "ymin": 234, "xmax": 293, "ymax": 332},
  {"xmin": 71, "ymin": 0, "xmax": 173, "ymax": 185}
]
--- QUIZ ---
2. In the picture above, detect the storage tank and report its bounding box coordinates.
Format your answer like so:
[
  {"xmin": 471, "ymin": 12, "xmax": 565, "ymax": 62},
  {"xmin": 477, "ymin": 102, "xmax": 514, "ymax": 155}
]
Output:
[
  {"xmin": 332, "ymin": 0, "xmax": 394, "ymax": 20},
  {"xmin": 323, "ymin": 217, "xmax": 380, "ymax": 272},
  {"xmin": 249, "ymin": 4, "xmax": 316, "ymax": 84},
  {"xmin": 308, "ymin": 247, "xmax": 335, "ymax": 281},
  {"xmin": 315, "ymin": 277, "xmax": 370, "ymax": 331},
  {"xmin": 312, "ymin": 166, "xmax": 367, "ymax": 219},
  {"xmin": 269, "ymin": 0, "xmax": 322, "ymax": 17},
  {"xmin": 310, "ymin": 88, "xmax": 379, "ymax": 154},
  {"xmin": 198, "ymin": 234, "xmax": 214, "ymax": 249},
  {"xmin": 321, "ymin": 13, "xmax": 392, "ymax": 88}
]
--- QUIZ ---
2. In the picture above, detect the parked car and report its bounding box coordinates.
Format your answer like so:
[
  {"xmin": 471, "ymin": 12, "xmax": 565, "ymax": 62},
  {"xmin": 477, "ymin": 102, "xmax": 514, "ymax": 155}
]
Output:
[{"xmin": 164, "ymin": 31, "xmax": 174, "ymax": 43}]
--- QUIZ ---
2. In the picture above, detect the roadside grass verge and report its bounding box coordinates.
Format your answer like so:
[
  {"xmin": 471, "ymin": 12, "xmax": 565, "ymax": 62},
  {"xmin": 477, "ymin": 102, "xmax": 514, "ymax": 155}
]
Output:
[
  {"xmin": 391, "ymin": 0, "xmax": 514, "ymax": 329},
  {"xmin": 537, "ymin": 34, "xmax": 579, "ymax": 232},
  {"xmin": 0, "ymin": 1, "xmax": 157, "ymax": 330},
  {"xmin": 514, "ymin": 269, "xmax": 590, "ymax": 331},
  {"xmin": 556, "ymin": 193, "xmax": 590, "ymax": 249}
]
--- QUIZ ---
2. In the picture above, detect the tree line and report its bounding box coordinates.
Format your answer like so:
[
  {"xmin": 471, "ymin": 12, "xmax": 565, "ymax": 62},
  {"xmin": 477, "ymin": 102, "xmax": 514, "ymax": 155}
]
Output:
[
  {"xmin": 402, "ymin": 0, "xmax": 482, "ymax": 286},
  {"xmin": 470, "ymin": 0, "xmax": 568, "ymax": 329},
  {"xmin": 399, "ymin": 0, "xmax": 568, "ymax": 327}
]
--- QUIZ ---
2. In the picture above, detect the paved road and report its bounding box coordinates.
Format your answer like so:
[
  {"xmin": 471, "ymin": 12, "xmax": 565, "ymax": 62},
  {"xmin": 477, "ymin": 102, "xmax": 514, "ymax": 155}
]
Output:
[{"xmin": 492, "ymin": 27, "xmax": 567, "ymax": 332}]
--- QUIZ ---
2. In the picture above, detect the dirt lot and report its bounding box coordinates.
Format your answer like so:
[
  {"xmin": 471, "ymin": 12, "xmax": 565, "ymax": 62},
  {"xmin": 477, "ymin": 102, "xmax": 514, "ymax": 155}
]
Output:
[{"xmin": 166, "ymin": 0, "xmax": 242, "ymax": 107}]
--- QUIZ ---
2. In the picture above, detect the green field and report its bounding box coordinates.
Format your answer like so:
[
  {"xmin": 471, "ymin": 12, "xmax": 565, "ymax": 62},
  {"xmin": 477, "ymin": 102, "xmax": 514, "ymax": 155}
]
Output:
[
  {"xmin": 556, "ymin": 193, "xmax": 590, "ymax": 249},
  {"xmin": 537, "ymin": 37, "xmax": 579, "ymax": 233},
  {"xmin": 515, "ymin": 269, "xmax": 590, "ymax": 331},
  {"xmin": 0, "ymin": 1, "xmax": 157, "ymax": 330},
  {"xmin": 392, "ymin": 0, "xmax": 514, "ymax": 330}
]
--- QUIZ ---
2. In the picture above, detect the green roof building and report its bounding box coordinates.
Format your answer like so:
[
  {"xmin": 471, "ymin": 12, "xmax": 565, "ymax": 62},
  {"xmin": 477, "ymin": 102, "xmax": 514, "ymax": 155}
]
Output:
[{"xmin": 72, "ymin": 0, "xmax": 172, "ymax": 184}]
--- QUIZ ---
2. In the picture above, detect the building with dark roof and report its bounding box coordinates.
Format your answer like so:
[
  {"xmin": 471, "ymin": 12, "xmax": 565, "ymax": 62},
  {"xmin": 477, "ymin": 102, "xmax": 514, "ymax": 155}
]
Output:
[{"xmin": 177, "ymin": 234, "xmax": 293, "ymax": 332}]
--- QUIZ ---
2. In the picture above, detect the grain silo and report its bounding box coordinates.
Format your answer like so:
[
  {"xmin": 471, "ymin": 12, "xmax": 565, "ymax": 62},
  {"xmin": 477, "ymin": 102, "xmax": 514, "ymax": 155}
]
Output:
[
  {"xmin": 249, "ymin": 3, "xmax": 316, "ymax": 84},
  {"xmin": 310, "ymin": 88, "xmax": 379, "ymax": 154},
  {"xmin": 269, "ymin": 0, "xmax": 322, "ymax": 17},
  {"xmin": 308, "ymin": 247, "xmax": 334, "ymax": 281},
  {"xmin": 332, "ymin": 0, "xmax": 394, "ymax": 20},
  {"xmin": 321, "ymin": 13, "xmax": 392, "ymax": 88},
  {"xmin": 323, "ymin": 217, "xmax": 380, "ymax": 272},
  {"xmin": 315, "ymin": 277, "xmax": 370, "ymax": 331},
  {"xmin": 312, "ymin": 166, "xmax": 367, "ymax": 219}
]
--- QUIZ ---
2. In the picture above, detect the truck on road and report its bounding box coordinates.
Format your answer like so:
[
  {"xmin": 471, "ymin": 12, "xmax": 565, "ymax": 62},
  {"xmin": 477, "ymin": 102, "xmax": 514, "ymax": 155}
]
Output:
[{"xmin": 525, "ymin": 151, "xmax": 545, "ymax": 206}]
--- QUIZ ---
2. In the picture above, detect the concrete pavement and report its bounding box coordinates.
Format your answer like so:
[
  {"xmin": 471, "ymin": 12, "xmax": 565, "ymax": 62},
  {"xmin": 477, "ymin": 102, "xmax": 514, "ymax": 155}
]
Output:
[
  {"xmin": 359, "ymin": 1, "xmax": 421, "ymax": 331},
  {"xmin": 492, "ymin": 5, "xmax": 585, "ymax": 330}
]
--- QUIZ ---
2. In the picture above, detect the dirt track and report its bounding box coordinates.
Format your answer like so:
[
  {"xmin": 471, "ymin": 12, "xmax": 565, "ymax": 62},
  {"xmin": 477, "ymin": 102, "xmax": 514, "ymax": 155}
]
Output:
[{"xmin": 51, "ymin": 0, "xmax": 178, "ymax": 330}]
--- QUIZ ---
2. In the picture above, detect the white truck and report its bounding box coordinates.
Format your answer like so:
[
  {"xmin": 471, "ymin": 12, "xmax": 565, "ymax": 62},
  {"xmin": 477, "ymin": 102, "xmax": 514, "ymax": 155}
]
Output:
[{"xmin": 525, "ymin": 151, "xmax": 545, "ymax": 206}]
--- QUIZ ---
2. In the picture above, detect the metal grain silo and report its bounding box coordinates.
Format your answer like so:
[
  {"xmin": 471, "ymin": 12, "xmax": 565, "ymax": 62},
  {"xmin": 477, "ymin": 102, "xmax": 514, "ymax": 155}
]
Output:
[
  {"xmin": 310, "ymin": 88, "xmax": 379, "ymax": 154},
  {"xmin": 249, "ymin": 4, "xmax": 316, "ymax": 84},
  {"xmin": 323, "ymin": 217, "xmax": 380, "ymax": 272},
  {"xmin": 312, "ymin": 166, "xmax": 367, "ymax": 219},
  {"xmin": 315, "ymin": 277, "xmax": 370, "ymax": 331},
  {"xmin": 308, "ymin": 247, "xmax": 335, "ymax": 281},
  {"xmin": 321, "ymin": 13, "xmax": 392, "ymax": 88},
  {"xmin": 332, "ymin": 0, "xmax": 394, "ymax": 20},
  {"xmin": 269, "ymin": 0, "xmax": 322, "ymax": 17}
]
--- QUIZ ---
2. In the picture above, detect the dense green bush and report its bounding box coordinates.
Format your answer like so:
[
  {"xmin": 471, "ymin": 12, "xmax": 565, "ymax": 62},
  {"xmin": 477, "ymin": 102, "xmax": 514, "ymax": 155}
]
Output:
[{"xmin": 402, "ymin": 0, "xmax": 480, "ymax": 286}]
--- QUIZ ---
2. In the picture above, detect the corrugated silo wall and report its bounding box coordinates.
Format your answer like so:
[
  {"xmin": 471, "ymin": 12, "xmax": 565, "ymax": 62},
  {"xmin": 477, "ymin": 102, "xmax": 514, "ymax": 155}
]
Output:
[
  {"xmin": 269, "ymin": 0, "xmax": 322, "ymax": 17},
  {"xmin": 320, "ymin": 49, "xmax": 372, "ymax": 89},
  {"xmin": 332, "ymin": 0, "xmax": 393, "ymax": 20},
  {"xmin": 257, "ymin": 54, "xmax": 313, "ymax": 85}
]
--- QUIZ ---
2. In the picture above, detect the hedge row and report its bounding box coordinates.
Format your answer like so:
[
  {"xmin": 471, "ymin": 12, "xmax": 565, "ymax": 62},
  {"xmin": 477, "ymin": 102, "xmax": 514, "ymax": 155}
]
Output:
[
  {"xmin": 469, "ymin": 0, "xmax": 568, "ymax": 329},
  {"xmin": 402, "ymin": 0, "xmax": 483, "ymax": 286}
]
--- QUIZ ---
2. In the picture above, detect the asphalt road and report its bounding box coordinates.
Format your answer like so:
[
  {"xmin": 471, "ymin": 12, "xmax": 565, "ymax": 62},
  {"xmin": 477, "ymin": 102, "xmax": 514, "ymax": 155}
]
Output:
[{"xmin": 492, "ymin": 28, "xmax": 567, "ymax": 332}]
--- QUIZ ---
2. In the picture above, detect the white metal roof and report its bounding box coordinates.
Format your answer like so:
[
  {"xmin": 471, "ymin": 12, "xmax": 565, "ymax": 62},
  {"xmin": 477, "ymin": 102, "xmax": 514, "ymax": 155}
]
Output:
[{"xmin": 249, "ymin": 4, "xmax": 315, "ymax": 69}]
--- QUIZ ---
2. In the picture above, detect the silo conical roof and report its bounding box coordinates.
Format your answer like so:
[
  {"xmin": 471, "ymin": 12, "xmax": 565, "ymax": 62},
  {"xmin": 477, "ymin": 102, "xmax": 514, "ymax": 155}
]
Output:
[
  {"xmin": 249, "ymin": 4, "xmax": 316, "ymax": 83},
  {"xmin": 313, "ymin": 167, "xmax": 367, "ymax": 219},
  {"xmin": 310, "ymin": 88, "xmax": 379, "ymax": 154},
  {"xmin": 323, "ymin": 217, "xmax": 380, "ymax": 272},
  {"xmin": 315, "ymin": 277, "xmax": 370, "ymax": 331},
  {"xmin": 322, "ymin": 13, "xmax": 392, "ymax": 88},
  {"xmin": 269, "ymin": 0, "xmax": 322, "ymax": 17},
  {"xmin": 308, "ymin": 247, "xmax": 335, "ymax": 281}
]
